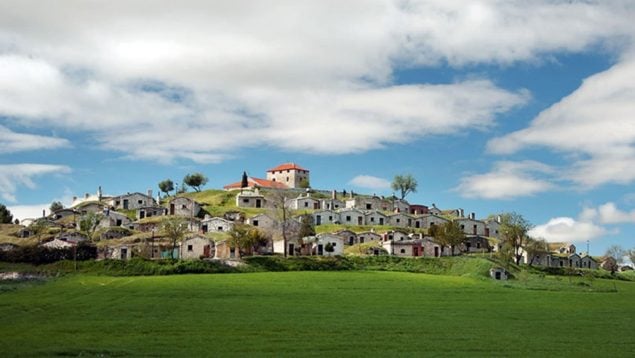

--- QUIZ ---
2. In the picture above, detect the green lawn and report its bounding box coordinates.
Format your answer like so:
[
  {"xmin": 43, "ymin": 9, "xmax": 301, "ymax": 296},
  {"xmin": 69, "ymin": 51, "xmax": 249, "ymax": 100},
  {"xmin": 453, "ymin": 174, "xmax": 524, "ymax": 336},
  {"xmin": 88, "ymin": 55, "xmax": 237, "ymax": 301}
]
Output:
[{"xmin": 0, "ymin": 271, "xmax": 633, "ymax": 357}]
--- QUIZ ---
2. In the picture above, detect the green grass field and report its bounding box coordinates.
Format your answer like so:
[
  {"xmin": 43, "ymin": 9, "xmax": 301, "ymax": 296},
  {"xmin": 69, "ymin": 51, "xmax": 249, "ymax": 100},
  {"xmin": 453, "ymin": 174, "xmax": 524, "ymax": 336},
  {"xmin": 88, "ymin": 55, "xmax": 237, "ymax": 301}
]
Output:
[{"xmin": 1, "ymin": 271, "xmax": 633, "ymax": 357}]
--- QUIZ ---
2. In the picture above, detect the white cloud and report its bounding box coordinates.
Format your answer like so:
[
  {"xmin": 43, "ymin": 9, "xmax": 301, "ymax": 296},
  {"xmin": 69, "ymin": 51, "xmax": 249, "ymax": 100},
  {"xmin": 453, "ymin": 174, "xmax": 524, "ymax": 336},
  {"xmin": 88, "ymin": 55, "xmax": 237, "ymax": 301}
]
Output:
[
  {"xmin": 454, "ymin": 160, "xmax": 554, "ymax": 200},
  {"xmin": 1, "ymin": 1, "xmax": 633, "ymax": 163},
  {"xmin": 579, "ymin": 202, "xmax": 635, "ymax": 225},
  {"xmin": 0, "ymin": 164, "xmax": 71, "ymax": 202},
  {"xmin": 487, "ymin": 55, "xmax": 635, "ymax": 188},
  {"xmin": 349, "ymin": 175, "xmax": 391, "ymax": 190},
  {"xmin": 529, "ymin": 217, "xmax": 611, "ymax": 243},
  {"xmin": 0, "ymin": 125, "xmax": 70, "ymax": 154}
]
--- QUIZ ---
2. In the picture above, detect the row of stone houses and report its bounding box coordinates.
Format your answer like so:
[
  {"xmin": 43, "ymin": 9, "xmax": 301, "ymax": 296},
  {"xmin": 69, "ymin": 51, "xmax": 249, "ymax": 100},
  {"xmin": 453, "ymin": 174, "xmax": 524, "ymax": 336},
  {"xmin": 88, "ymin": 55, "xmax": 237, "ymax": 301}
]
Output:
[{"xmin": 522, "ymin": 243, "xmax": 599, "ymax": 269}]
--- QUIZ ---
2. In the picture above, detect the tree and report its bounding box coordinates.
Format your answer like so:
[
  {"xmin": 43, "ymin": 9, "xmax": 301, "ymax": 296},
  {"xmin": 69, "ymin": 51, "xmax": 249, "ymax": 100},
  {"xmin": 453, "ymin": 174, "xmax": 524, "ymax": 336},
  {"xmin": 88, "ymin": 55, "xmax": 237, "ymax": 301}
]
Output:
[
  {"xmin": 31, "ymin": 219, "xmax": 49, "ymax": 244},
  {"xmin": 499, "ymin": 212, "xmax": 533, "ymax": 265},
  {"xmin": 79, "ymin": 212, "xmax": 101, "ymax": 241},
  {"xmin": 434, "ymin": 221, "xmax": 465, "ymax": 256},
  {"xmin": 629, "ymin": 248, "xmax": 635, "ymax": 265},
  {"xmin": 391, "ymin": 174, "xmax": 418, "ymax": 200},
  {"xmin": 298, "ymin": 178, "xmax": 310, "ymax": 189},
  {"xmin": 161, "ymin": 217, "xmax": 188, "ymax": 259},
  {"xmin": 50, "ymin": 201, "xmax": 64, "ymax": 213},
  {"xmin": 605, "ymin": 245, "xmax": 625, "ymax": 264},
  {"xmin": 240, "ymin": 172, "xmax": 249, "ymax": 189},
  {"xmin": 0, "ymin": 204, "xmax": 13, "ymax": 224},
  {"xmin": 183, "ymin": 173, "xmax": 208, "ymax": 192},
  {"xmin": 228, "ymin": 224, "xmax": 268, "ymax": 257},
  {"xmin": 296, "ymin": 214, "xmax": 316, "ymax": 255},
  {"xmin": 524, "ymin": 237, "xmax": 548, "ymax": 266},
  {"xmin": 267, "ymin": 191, "xmax": 296, "ymax": 257},
  {"xmin": 158, "ymin": 179, "xmax": 174, "ymax": 196}
]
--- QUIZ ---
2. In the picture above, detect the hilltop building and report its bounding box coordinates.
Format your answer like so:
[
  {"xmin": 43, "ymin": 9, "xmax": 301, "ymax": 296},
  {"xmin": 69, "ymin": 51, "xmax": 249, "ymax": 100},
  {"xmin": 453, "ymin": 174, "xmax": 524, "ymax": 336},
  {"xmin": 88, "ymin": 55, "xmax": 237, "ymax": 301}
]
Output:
[{"xmin": 224, "ymin": 163, "xmax": 309, "ymax": 190}]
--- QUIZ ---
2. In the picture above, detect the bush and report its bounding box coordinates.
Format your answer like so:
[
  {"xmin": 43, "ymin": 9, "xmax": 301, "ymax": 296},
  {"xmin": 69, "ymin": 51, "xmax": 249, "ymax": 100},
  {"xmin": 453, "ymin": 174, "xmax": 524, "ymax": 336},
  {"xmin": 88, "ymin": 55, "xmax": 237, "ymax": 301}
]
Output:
[{"xmin": 0, "ymin": 243, "xmax": 97, "ymax": 265}]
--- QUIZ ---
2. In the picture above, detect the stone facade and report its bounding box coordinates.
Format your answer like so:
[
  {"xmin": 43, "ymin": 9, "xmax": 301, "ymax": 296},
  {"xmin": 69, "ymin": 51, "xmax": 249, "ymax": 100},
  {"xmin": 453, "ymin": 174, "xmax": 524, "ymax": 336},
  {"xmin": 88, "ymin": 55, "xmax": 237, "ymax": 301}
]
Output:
[{"xmin": 266, "ymin": 163, "xmax": 310, "ymax": 189}]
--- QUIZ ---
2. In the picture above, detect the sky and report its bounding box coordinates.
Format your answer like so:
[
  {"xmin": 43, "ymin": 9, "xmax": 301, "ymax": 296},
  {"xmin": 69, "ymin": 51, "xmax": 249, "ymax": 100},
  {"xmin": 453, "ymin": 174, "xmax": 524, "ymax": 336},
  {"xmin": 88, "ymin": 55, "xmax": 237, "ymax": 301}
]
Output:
[{"xmin": 1, "ymin": 1, "xmax": 634, "ymax": 256}]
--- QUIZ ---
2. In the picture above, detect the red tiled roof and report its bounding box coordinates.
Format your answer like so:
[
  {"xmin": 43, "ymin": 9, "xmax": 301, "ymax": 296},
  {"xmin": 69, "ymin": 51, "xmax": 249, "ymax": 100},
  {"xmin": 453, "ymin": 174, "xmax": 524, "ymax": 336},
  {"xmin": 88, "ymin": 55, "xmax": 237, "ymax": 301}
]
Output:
[
  {"xmin": 223, "ymin": 177, "xmax": 289, "ymax": 190},
  {"xmin": 266, "ymin": 162, "xmax": 309, "ymax": 172}
]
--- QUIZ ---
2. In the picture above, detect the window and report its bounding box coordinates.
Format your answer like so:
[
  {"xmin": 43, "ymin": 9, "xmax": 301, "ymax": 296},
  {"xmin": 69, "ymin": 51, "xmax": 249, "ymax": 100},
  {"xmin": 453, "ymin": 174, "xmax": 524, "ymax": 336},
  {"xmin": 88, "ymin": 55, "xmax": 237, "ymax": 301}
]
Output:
[
  {"xmin": 366, "ymin": 204, "xmax": 372, "ymax": 210},
  {"xmin": 286, "ymin": 177, "xmax": 289, "ymax": 182},
  {"xmin": 187, "ymin": 245, "xmax": 193, "ymax": 252},
  {"xmin": 370, "ymin": 217, "xmax": 375, "ymax": 222},
  {"xmin": 346, "ymin": 216, "xmax": 351, "ymax": 222},
  {"xmin": 396, "ymin": 218, "xmax": 400, "ymax": 223},
  {"xmin": 243, "ymin": 199, "xmax": 249, "ymax": 203},
  {"xmin": 360, "ymin": 237, "xmax": 364, "ymax": 244},
  {"xmin": 138, "ymin": 200, "xmax": 143, "ymax": 204},
  {"xmin": 328, "ymin": 216, "xmax": 333, "ymax": 221},
  {"xmin": 253, "ymin": 220, "xmax": 259, "ymax": 226},
  {"xmin": 400, "ymin": 249, "xmax": 405, "ymax": 254},
  {"xmin": 218, "ymin": 227, "xmax": 223, "ymax": 231},
  {"xmin": 304, "ymin": 202, "xmax": 309, "ymax": 207},
  {"xmin": 332, "ymin": 243, "xmax": 336, "ymax": 247}
]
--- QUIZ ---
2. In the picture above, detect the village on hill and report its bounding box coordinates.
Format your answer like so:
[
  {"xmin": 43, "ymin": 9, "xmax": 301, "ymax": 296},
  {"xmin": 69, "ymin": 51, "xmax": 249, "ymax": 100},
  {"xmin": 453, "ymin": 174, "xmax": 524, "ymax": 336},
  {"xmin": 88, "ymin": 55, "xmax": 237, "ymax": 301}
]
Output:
[{"xmin": 0, "ymin": 162, "xmax": 624, "ymax": 274}]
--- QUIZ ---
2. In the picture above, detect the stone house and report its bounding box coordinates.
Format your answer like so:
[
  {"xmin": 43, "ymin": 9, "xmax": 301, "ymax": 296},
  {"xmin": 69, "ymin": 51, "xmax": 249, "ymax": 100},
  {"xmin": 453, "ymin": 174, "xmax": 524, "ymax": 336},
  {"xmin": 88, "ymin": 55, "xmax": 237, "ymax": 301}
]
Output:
[
  {"xmin": 381, "ymin": 230, "xmax": 411, "ymax": 242},
  {"xmin": 455, "ymin": 216, "xmax": 486, "ymax": 236},
  {"xmin": 41, "ymin": 238, "xmax": 75, "ymax": 249},
  {"xmin": 364, "ymin": 210, "xmax": 388, "ymax": 226},
  {"xmin": 76, "ymin": 202, "xmax": 106, "ymax": 215},
  {"xmin": 313, "ymin": 210, "xmax": 338, "ymax": 226},
  {"xmin": 388, "ymin": 213, "xmax": 414, "ymax": 228},
  {"xmin": 236, "ymin": 190, "xmax": 265, "ymax": 208},
  {"xmin": 320, "ymin": 198, "xmax": 345, "ymax": 211},
  {"xmin": 345, "ymin": 196, "xmax": 388, "ymax": 211},
  {"xmin": 312, "ymin": 234, "xmax": 344, "ymax": 256},
  {"xmin": 382, "ymin": 239, "xmax": 423, "ymax": 257},
  {"xmin": 484, "ymin": 218, "xmax": 501, "ymax": 238},
  {"xmin": 98, "ymin": 210, "xmax": 132, "ymax": 229},
  {"xmin": 335, "ymin": 230, "xmax": 358, "ymax": 245},
  {"xmin": 266, "ymin": 162, "xmax": 310, "ymax": 189},
  {"xmin": 50, "ymin": 208, "xmax": 79, "ymax": 221},
  {"xmin": 409, "ymin": 204, "xmax": 429, "ymax": 215},
  {"xmin": 420, "ymin": 214, "xmax": 450, "ymax": 230},
  {"xmin": 136, "ymin": 206, "xmax": 166, "ymax": 220},
  {"xmin": 201, "ymin": 217, "xmax": 234, "ymax": 233},
  {"xmin": 338, "ymin": 208, "xmax": 365, "ymax": 226},
  {"xmin": 110, "ymin": 191, "xmax": 156, "ymax": 211},
  {"xmin": 461, "ymin": 235, "xmax": 491, "ymax": 253},
  {"xmin": 180, "ymin": 235, "xmax": 214, "ymax": 259},
  {"xmin": 392, "ymin": 199, "xmax": 411, "ymax": 213},
  {"xmin": 167, "ymin": 197, "xmax": 201, "ymax": 217},
  {"xmin": 356, "ymin": 231, "xmax": 382, "ymax": 244},
  {"xmin": 580, "ymin": 255, "xmax": 598, "ymax": 269},
  {"xmin": 214, "ymin": 240, "xmax": 240, "ymax": 259},
  {"xmin": 287, "ymin": 194, "xmax": 321, "ymax": 210},
  {"xmin": 246, "ymin": 214, "xmax": 276, "ymax": 231},
  {"xmin": 109, "ymin": 245, "xmax": 134, "ymax": 260}
]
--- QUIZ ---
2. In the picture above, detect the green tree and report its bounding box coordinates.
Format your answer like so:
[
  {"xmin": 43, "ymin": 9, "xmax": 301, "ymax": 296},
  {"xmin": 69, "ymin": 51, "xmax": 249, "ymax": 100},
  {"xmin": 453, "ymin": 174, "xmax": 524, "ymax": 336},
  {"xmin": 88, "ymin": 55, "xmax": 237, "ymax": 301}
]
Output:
[
  {"xmin": 391, "ymin": 174, "xmax": 418, "ymax": 200},
  {"xmin": 79, "ymin": 212, "xmax": 101, "ymax": 241},
  {"xmin": 183, "ymin": 173, "xmax": 208, "ymax": 192},
  {"xmin": 298, "ymin": 178, "xmax": 310, "ymax": 189},
  {"xmin": 161, "ymin": 217, "xmax": 188, "ymax": 259},
  {"xmin": 228, "ymin": 224, "xmax": 268, "ymax": 258},
  {"xmin": 629, "ymin": 248, "xmax": 635, "ymax": 266},
  {"xmin": 434, "ymin": 221, "xmax": 465, "ymax": 256},
  {"xmin": 31, "ymin": 219, "xmax": 49, "ymax": 244},
  {"xmin": 158, "ymin": 179, "xmax": 174, "ymax": 196},
  {"xmin": 524, "ymin": 237, "xmax": 549, "ymax": 266},
  {"xmin": 50, "ymin": 201, "xmax": 64, "ymax": 213},
  {"xmin": 0, "ymin": 203, "xmax": 13, "ymax": 224},
  {"xmin": 499, "ymin": 212, "xmax": 533, "ymax": 265}
]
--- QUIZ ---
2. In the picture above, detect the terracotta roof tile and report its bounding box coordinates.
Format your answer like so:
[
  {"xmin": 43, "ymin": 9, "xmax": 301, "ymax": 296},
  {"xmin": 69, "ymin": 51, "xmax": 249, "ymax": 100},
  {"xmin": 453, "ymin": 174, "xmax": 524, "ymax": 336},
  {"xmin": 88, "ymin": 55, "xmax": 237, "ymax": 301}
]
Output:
[
  {"xmin": 266, "ymin": 162, "xmax": 309, "ymax": 172},
  {"xmin": 224, "ymin": 177, "xmax": 289, "ymax": 190}
]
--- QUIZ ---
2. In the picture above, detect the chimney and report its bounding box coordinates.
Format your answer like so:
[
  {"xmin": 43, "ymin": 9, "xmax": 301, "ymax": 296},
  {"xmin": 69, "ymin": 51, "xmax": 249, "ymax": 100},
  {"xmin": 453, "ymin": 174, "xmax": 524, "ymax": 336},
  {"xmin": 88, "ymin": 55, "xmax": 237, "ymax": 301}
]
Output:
[
  {"xmin": 459, "ymin": 208, "xmax": 464, "ymax": 217},
  {"xmin": 496, "ymin": 215, "xmax": 501, "ymax": 223},
  {"xmin": 98, "ymin": 186, "xmax": 102, "ymax": 200},
  {"xmin": 72, "ymin": 196, "xmax": 77, "ymax": 202},
  {"xmin": 470, "ymin": 212, "xmax": 475, "ymax": 220},
  {"xmin": 85, "ymin": 193, "xmax": 89, "ymax": 199},
  {"xmin": 148, "ymin": 189, "xmax": 153, "ymax": 198},
  {"xmin": 331, "ymin": 190, "xmax": 336, "ymax": 200},
  {"xmin": 42, "ymin": 209, "xmax": 46, "ymax": 217}
]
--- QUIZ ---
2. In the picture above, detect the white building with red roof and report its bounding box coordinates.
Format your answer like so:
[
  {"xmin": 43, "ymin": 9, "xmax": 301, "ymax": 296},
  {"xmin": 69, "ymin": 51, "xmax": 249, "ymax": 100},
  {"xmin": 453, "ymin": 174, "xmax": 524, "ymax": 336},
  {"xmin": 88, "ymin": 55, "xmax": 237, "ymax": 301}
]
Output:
[{"xmin": 266, "ymin": 163, "xmax": 310, "ymax": 189}]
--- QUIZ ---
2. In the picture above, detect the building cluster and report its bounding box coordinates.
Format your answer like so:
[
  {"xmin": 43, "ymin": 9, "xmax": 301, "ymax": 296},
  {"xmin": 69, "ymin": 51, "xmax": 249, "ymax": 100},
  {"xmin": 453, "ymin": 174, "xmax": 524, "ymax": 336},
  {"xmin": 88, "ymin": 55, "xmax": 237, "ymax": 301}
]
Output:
[{"xmin": 4, "ymin": 163, "xmax": 601, "ymax": 270}]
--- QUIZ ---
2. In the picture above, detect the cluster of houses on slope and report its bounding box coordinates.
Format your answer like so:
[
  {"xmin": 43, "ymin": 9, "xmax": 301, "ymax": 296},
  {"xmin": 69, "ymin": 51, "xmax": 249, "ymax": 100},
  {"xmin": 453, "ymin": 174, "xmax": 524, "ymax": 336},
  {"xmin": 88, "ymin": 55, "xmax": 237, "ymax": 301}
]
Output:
[{"xmin": 6, "ymin": 162, "xmax": 602, "ymax": 270}]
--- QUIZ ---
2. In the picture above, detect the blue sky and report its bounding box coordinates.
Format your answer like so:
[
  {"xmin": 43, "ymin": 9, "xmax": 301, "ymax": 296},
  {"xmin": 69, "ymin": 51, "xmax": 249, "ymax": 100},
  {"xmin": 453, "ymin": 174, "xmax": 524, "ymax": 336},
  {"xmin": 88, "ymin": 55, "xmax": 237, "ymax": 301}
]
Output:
[{"xmin": 1, "ymin": 1, "xmax": 634, "ymax": 256}]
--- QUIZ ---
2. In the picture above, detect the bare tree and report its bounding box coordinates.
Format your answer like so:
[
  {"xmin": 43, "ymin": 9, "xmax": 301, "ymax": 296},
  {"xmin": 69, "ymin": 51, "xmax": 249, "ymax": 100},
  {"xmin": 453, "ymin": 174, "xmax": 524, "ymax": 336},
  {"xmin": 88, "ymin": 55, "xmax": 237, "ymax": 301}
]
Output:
[
  {"xmin": 524, "ymin": 237, "xmax": 548, "ymax": 266},
  {"xmin": 266, "ymin": 190, "xmax": 296, "ymax": 257},
  {"xmin": 605, "ymin": 245, "xmax": 625, "ymax": 264}
]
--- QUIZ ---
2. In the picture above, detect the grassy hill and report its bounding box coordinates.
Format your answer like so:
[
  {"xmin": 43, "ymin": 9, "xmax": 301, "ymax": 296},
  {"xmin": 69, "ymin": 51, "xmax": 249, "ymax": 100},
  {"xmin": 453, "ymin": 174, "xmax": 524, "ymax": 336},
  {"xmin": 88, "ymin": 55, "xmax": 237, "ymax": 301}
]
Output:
[{"xmin": 0, "ymin": 271, "xmax": 633, "ymax": 356}]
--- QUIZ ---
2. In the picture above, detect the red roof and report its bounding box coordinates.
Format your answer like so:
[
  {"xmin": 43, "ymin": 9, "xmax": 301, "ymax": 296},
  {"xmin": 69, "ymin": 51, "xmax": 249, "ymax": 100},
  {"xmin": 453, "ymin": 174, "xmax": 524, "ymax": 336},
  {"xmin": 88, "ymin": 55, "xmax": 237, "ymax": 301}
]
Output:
[
  {"xmin": 224, "ymin": 177, "xmax": 289, "ymax": 190},
  {"xmin": 266, "ymin": 162, "xmax": 308, "ymax": 173}
]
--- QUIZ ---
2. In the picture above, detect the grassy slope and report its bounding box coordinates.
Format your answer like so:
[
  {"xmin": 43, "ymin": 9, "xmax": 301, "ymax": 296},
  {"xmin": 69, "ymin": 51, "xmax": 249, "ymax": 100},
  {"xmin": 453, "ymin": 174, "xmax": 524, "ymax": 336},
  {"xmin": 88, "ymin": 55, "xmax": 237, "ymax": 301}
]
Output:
[{"xmin": 0, "ymin": 272, "xmax": 633, "ymax": 357}]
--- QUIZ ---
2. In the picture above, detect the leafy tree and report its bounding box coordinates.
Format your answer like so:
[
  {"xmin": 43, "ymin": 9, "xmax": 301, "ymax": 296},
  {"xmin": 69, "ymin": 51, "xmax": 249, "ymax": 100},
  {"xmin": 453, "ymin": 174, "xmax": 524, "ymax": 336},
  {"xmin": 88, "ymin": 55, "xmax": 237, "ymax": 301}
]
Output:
[
  {"xmin": 298, "ymin": 214, "xmax": 316, "ymax": 239},
  {"xmin": 228, "ymin": 224, "xmax": 268, "ymax": 257},
  {"xmin": 524, "ymin": 237, "xmax": 549, "ymax": 266},
  {"xmin": 79, "ymin": 212, "xmax": 101, "ymax": 240},
  {"xmin": 298, "ymin": 178, "xmax": 310, "ymax": 189},
  {"xmin": 158, "ymin": 179, "xmax": 174, "ymax": 196},
  {"xmin": 325, "ymin": 242, "xmax": 335, "ymax": 256},
  {"xmin": 183, "ymin": 173, "xmax": 208, "ymax": 192},
  {"xmin": 499, "ymin": 212, "xmax": 533, "ymax": 265},
  {"xmin": 161, "ymin": 217, "xmax": 188, "ymax": 259},
  {"xmin": 604, "ymin": 245, "xmax": 625, "ymax": 264},
  {"xmin": 629, "ymin": 248, "xmax": 635, "ymax": 265},
  {"xmin": 14, "ymin": 218, "xmax": 20, "ymax": 225},
  {"xmin": 31, "ymin": 219, "xmax": 49, "ymax": 243},
  {"xmin": 391, "ymin": 174, "xmax": 418, "ymax": 200},
  {"xmin": 0, "ymin": 204, "xmax": 13, "ymax": 224},
  {"xmin": 50, "ymin": 201, "xmax": 64, "ymax": 213},
  {"xmin": 434, "ymin": 221, "xmax": 465, "ymax": 256}
]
